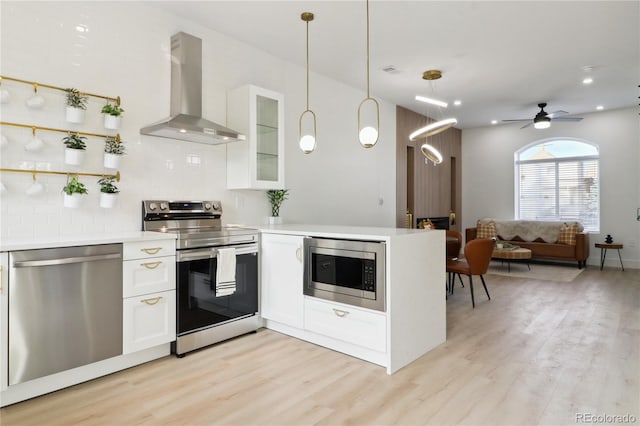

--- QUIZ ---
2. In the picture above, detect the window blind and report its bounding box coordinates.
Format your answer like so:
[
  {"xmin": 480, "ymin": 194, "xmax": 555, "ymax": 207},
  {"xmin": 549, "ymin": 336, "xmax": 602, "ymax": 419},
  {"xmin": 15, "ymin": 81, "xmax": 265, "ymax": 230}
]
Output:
[{"xmin": 517, "ymin": 157, "xmax": 599, "ymax": 232}]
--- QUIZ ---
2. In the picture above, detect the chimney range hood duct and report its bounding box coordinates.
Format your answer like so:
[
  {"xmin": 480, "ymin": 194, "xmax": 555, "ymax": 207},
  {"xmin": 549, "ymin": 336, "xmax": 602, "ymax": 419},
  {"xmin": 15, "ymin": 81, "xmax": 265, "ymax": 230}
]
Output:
[{"xmin": 140, "ymin": 32, "xmax": 245, "ymax": 144}]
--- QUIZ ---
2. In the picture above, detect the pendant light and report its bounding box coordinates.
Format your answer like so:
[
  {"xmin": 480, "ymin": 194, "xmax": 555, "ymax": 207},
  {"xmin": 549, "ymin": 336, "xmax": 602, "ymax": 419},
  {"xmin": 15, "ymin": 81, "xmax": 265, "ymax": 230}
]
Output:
[
  {"xmin": 421, "ymin": 143, "xmax": 443, "ymax": 165},
  {"xmin": 410, "ymin": 69, "xmax": 457, "ymax": 164},
  {"xmin": 357, "ymin": 0, "xmax": 379, "ymax": 148},
  {"xmin": 299, "ymin": 12, "xmax": 317, "ymax": 154}
]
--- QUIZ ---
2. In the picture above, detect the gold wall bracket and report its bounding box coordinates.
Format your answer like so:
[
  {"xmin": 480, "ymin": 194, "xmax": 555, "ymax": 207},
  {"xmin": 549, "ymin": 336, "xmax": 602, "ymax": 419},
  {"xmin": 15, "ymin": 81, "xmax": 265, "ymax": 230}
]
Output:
[
  {"xmin": 0, "ymin": 121, "xmax": 120, "ymax": 141},
  {"xmin": 0, "ymin": 168, "xmax": 121, "ymax": 182},
  {"xmin": 0, "ymin": 75, "xmax": 120, "ymax": 105}
]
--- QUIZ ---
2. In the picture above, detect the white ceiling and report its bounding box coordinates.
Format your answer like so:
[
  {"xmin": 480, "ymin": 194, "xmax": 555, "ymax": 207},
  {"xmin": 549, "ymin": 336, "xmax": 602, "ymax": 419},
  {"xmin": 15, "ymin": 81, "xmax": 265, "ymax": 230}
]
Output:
[{"xmin": 152, "ymin": 1, "xmax": 639, "ymax": 129}]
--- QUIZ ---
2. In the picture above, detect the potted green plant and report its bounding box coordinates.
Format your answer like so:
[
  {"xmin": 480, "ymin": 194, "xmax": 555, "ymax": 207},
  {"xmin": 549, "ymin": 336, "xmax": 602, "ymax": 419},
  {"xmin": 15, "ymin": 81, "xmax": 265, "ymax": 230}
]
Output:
[
  {"xmin": 266, "ymin": 189, "xmax": 289, "ymax": 224},
  {"xmin": 62, "ymin": 175, "xmax": 88, "ymax": 208},
  {"xmin": 64, "ymin": 88, "xmax": 89, "ymax": 123},
  {"xmin": 97, "ymin": 175, "xmax": 119, "ymax": 208},
  {"xmin": 62, "ymin": 133, "xmax": 87, "ymax": 165},
  {"xmin": 101, "ymin": 103, "xmax": 124, "ymax": 130},
  {"xmin": 103, "ymin": 137, "xmax": 126, "ymax": 169}
]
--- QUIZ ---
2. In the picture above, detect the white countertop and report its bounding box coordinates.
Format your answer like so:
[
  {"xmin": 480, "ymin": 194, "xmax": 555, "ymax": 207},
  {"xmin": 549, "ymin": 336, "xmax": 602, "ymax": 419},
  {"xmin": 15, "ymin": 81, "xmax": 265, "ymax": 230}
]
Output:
[
  {"xmin": 0, "ymin": 231, "xmax": 176, "ymax": 252},
  {"xmin": 258, "ymin": 224, "xmax": 441, "ymax": 241}
]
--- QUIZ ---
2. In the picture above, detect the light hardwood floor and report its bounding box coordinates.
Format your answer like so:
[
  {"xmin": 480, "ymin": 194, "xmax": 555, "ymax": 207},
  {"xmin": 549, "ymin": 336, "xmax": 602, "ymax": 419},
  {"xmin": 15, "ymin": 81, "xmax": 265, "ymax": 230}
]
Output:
[{"xmin": 1, "ymin": 266, "xmax": 638, "ymax": 425}]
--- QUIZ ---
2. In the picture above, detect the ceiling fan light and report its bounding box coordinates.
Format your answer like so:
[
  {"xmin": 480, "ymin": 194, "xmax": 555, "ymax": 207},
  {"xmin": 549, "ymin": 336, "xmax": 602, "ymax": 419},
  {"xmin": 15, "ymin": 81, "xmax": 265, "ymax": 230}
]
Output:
[
  {"xmin": 533, "ymin": 116, "xmax": 551, "ymax": 129},
  {"xmin": 409, "ymin": 117, "xmax": 457, "ymax": 141},
  {"xmin": 421, "ymin": 143, "xmax": 443, "ymax": 165}
]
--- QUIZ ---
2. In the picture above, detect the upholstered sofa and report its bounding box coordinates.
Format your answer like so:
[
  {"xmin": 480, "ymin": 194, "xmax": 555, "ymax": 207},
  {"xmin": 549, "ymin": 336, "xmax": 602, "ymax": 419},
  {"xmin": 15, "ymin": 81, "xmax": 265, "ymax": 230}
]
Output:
[{"xmin": 466, "ymin": 219, "xmax": 589, "ymax": 268}]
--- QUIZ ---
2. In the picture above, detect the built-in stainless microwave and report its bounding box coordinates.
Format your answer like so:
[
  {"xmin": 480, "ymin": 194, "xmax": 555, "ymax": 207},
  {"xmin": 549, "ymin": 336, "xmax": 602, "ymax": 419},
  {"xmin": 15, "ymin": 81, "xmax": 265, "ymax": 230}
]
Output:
[{"xmin": 303, "ymin": 237, "xmax": 386, "ymax": 312}]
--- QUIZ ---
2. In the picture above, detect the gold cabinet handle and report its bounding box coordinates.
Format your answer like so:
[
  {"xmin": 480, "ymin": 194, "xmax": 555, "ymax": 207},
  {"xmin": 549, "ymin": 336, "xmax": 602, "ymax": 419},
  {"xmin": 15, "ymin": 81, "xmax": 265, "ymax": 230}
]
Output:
[
  {"xmin": 140, "ymin": 261, "xmax": 162, "ymax": 269},
  {"xmin": 141, "ymin": 247, "xmax": 162, "ymax": 255},
  {"xmin": 141, "ymin": 296, "xmax": 162, "ymax": 306},
  {"xmin": 332, "ymin": 308, "xmax": 349, "ymax": 318}
]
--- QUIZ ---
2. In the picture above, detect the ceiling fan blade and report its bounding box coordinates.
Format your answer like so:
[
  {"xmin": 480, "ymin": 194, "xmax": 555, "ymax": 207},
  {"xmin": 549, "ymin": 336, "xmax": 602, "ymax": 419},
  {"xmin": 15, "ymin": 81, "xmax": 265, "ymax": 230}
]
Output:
[
  {"xmin": 502, "ymin": 119, "xmax": 531, "ymax": 122},
  {"xmin": 547, "ymin": 110, "xmax": 569, "ymax": 118},
  {"xmin": 520, "ymin": 122, "xmax": 534, "ymax": 129},
  {"xmin": 551, "ymin": 117, "xmax": 583, "ymax": 122}
]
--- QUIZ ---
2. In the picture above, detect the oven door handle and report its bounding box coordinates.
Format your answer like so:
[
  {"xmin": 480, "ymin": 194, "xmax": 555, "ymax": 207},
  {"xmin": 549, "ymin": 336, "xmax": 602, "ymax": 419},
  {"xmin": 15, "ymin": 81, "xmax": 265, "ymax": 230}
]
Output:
[{"xmin": 176, "ymin": 244, "xmax": 258, "ymax": 262}]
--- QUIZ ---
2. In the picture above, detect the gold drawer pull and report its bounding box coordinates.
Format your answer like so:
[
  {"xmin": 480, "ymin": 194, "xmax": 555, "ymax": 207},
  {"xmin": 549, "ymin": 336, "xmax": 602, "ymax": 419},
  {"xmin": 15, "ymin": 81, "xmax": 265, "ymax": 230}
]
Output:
[
  {"xmin": 141, "ymin": 247, "xmax": 162, "ymax": 255},
  {"xmin": 332, "ymin": 308, "xmax": 349, "ymax": 318},
  {"xmin": 141, "ymin": 296, "xmax": 162, "ymax": 306},
  {"xmin": 141, "ymin": 261, "xmax": 162, "ymax": 269}
]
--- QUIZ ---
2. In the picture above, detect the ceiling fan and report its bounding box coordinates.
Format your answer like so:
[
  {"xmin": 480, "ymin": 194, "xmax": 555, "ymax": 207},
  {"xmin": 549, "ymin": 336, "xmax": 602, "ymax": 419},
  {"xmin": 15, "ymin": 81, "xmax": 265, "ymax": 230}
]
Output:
[{"xmin": 503, "ymin": 103, "xmax": 583, "ymax": 129}]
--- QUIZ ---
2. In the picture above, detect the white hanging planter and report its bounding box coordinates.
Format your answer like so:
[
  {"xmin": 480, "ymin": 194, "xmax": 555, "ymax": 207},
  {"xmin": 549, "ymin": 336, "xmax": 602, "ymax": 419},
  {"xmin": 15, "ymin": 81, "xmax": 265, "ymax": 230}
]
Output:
[
  {"xmin": 65, "ymin": 148, "xmax": 86, "ymax": 166},
  {"xmin": 99, "ymin": 192, "xmax": 118, "ymax": 208},
  {"xmin": 66, "ymin": 106, "xmax": 86, "ymax": 124},
  {"xmin": 63, "ymin": 193, "xmax": 83, "ymax": 208},
  {"xmin": 103, "ymin": 153, "xmax": 122, "ymax": 169},
  {"xmin": 103, "ymin": 115, "xmax": 122, "ymax": 130},
  {"xmin": 268, "ymin": 216, "xmax": 283, "ymax": 225}
]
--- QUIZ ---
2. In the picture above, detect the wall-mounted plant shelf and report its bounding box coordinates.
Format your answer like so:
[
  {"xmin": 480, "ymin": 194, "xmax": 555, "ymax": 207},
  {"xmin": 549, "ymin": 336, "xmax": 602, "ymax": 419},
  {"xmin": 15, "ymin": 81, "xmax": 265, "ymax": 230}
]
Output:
[
  {"xmin": 0, "ymin": 121, "xmax": 121, "ymax": 141},
  {"xmin": 0, "ymin": 168, "xmax": 121, "ymax": 182},
  {"xmin": 0, "ymin": 75, "xmax": 120, "ymax": 106}
]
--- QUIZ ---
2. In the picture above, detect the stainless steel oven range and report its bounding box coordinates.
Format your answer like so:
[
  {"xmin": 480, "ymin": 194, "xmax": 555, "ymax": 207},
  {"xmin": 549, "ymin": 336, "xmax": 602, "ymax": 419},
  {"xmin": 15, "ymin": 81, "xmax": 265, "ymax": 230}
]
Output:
[{"xmin": 142, "ymin": 200, "xmax": 259, "ymax": 356}]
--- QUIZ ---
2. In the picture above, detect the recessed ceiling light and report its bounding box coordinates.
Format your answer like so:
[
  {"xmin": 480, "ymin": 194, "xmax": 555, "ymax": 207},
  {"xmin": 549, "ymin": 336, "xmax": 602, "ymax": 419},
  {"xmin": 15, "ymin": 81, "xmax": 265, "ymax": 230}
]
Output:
[
  {"xmin": 415, "ymin": 95, "xmax": 447, "ymax": 108},
  {"xmin": 453, "ymin": 100, "xmax": 462, "ymax": 106},
  {"xmin": 491, "ymin": 120, "xmax": 498, "ymax": 125},
  {"xmin": 596, "ymin": 105, "xmax": 604, "ymax": 110},
  {"xmin": 582, "ymin": 77, "xmax": 593, "ymax": 85}
]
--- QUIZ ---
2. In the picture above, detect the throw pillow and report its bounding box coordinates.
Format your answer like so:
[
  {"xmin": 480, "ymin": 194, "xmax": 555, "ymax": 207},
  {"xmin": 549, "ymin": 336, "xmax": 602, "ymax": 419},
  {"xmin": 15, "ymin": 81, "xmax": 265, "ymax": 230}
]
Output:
[
  {"xmin": 476, "ymin": 220, "xmax": 497, "ymax": 239},
  {"xmin": 558, "ymin": 222, "xmax": 579, "ymax": 245}
]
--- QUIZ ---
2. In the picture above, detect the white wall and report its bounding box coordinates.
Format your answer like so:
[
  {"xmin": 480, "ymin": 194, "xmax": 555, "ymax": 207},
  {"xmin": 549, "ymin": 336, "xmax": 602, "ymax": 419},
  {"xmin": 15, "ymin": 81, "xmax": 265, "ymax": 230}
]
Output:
[
  {"xmin": 0, "ymin": 2, "xmax": 396, "ymax": 241},
  {"xmin": 461, "ymin": 107, "xmax": 639, "ymax": 268}
]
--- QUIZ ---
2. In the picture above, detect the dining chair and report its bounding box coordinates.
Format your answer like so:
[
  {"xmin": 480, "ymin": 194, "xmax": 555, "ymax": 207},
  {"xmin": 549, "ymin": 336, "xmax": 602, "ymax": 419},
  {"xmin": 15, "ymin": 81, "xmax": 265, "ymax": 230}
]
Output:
[
  {"xmin": 446, "ymin": 238, "xmax": 494, "ymax": 308},
  {"xmin": 445, "ymin": 230, "xmax": 464, "ymax": 294}
]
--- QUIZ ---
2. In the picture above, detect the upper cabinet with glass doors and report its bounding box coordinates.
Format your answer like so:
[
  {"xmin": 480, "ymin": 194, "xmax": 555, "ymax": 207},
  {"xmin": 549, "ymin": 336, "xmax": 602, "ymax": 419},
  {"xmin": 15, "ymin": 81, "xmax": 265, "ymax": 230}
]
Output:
[{"xmin": 227, "ymin": 85, "xmax": 285, "ymax": 189}]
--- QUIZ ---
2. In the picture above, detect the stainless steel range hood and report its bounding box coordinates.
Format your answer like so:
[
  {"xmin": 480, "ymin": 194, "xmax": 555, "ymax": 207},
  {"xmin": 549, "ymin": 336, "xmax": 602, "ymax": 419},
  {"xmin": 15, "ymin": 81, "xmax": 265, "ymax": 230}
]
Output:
[{"xmin": 140, "ymin": 32, "xmax": 245, "ymax": 144}]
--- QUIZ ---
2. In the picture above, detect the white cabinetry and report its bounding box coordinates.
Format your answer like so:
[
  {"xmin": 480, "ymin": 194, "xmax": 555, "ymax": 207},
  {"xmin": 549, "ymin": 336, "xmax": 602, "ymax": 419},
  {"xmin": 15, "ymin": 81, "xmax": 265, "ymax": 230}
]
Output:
[
  {"xmin": 122, "ymin": 239, "xmax": 176, "ymax": 354},
  {"xmin": 0, "ymin": 253, "xmax": 7, "ymax": 391},
  {"xmin": 227, "ymin": 84, "xmax": 285, "ymax": 189},
  {"xmin": 260, "ymin": 234, "xmax": 304, "ymax": 328},
  {"xmin": 304, "ymin": 297, "xmax": 386, "ymax": 353}
]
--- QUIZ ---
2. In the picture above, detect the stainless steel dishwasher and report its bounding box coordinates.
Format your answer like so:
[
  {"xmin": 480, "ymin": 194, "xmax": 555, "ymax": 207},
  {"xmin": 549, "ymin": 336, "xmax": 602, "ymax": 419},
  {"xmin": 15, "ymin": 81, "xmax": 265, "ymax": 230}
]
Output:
[{"xmin": 9, "ymin": 243, "xmax": 123, "ymax": 386}]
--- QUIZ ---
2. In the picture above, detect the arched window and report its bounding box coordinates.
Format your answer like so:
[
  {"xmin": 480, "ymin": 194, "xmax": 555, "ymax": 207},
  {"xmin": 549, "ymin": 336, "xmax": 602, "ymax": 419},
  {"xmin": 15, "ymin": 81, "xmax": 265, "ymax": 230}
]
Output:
[{"xmin": 515, "ymin": 138, "xmax": 599, "ymax": 232}]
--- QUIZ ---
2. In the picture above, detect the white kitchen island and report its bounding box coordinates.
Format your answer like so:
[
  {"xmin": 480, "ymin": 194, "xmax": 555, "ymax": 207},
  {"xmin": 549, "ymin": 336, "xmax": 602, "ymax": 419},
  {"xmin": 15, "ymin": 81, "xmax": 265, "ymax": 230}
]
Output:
[{"xmin": 259, "ymin": 225, "xmax": 446, "ymax": 374}]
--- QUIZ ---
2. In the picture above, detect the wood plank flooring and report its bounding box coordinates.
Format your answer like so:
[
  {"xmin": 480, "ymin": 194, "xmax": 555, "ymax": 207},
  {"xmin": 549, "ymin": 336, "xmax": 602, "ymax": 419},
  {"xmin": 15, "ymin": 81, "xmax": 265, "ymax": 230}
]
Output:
[{"xmin": 1, "ymin": 266, "xmax": 638, "ymax": 425}]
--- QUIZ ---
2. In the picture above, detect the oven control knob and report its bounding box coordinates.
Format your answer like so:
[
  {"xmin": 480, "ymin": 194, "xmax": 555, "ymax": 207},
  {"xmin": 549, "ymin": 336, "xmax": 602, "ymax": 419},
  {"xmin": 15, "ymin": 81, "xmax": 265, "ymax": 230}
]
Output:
[
  {"xmin": 204, "ymin": 202, "xmax": 212, "ymax": 210},
  {"xmin": 160, "ymin": 202, "xmax": 168, "ymax": 210},
  {"xmin": 212, "ymin": 202, "xmax": 220, "ymax": 211},
  {"xmin": 148, "ymin": 202, "xmax": 157, "ymax": 211}
]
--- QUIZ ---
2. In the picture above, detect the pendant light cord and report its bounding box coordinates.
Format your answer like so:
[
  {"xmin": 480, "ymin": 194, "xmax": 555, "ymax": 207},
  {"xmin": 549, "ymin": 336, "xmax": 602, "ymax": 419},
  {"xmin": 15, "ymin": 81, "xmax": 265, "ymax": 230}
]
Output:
[
  {"xmin": 366, "ymin": 0, "xmax": 370, "ymax": 99},
  {"xmin": 306, "ymin": 18, "xmax": 310, "ymax": 110}
]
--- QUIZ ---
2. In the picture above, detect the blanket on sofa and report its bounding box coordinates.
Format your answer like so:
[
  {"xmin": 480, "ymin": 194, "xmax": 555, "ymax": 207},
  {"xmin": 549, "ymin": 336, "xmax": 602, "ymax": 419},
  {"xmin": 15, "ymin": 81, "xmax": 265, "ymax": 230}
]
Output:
[{"xmin": 478, "ymin": 219, "xmax": 584, "ymax": 243}]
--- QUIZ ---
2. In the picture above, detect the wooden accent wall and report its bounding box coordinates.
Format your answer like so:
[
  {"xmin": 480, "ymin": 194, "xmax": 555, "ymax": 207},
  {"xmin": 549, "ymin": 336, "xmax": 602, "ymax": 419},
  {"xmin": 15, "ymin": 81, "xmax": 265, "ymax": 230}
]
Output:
[{"xmin": 396, "ymin": 106, "xmax": 462, "ymax": 230}]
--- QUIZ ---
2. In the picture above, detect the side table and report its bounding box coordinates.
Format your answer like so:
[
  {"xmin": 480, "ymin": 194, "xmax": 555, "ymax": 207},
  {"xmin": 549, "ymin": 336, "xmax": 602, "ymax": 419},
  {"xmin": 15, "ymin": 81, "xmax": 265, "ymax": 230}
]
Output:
[{"xmin": 595, "ymin": 242, "xmax": 624, "ymax": 271}]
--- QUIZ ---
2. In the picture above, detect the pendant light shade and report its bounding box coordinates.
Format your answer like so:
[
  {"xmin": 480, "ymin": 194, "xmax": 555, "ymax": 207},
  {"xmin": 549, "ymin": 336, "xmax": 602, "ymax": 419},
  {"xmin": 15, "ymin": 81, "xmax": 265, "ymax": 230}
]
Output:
[
  {"xmin": 357, "ymin": 0, "xmax": 379, "ymax": 148},
  {"xmin": 299, "ymin": 12, "xmax": 317, "ymax": 154},
  {"xmin": 409, "ymin": 117, "xmax": 458, "ymax": 141},
  {"xmin": 421, "ymin": 143, "xmax": 443, "ymax": 165}
]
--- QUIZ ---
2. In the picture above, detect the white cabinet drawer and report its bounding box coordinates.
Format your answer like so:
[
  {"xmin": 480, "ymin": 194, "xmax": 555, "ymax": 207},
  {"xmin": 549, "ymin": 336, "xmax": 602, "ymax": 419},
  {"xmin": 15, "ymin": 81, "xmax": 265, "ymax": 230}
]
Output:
[
  {"xmin": 123, "ymin": 256, "xmax": 175, "ymax": 298},
  {"xmin": 123, "ymin": 240, "xmax": 175, "ymax": 260},
  {"xmin": 304, "ymin": 298, "xmax": 386, "ymax": 352},
  {"xmin": 123, "ymin": 290, "xmax": 176, "ymax": 354}
]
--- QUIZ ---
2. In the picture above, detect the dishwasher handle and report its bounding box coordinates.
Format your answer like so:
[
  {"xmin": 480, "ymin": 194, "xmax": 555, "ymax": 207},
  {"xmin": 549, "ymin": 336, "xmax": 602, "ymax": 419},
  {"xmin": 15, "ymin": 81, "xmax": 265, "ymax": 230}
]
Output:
[{"xmin": 13, "ymin": 253, "xmax": 122, "ymax": 268}]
